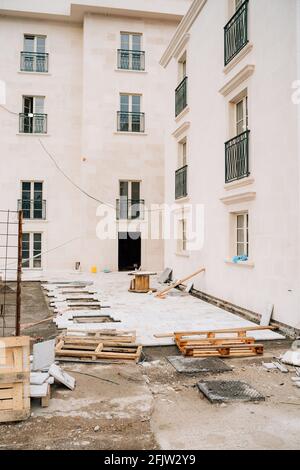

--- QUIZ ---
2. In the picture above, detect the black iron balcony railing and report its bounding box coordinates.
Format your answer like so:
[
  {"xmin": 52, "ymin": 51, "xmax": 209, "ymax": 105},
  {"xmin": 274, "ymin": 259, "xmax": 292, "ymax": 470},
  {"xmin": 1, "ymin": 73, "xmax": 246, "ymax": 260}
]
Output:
[
  {"xmin": 18, "ymin": 199, "xmax": 46, "ymax": 220},
  {"xmin": 19, "ymin": 113, "xmax": 47, "ymax": 134},
  {"xmin": 225, "ymin": 130, "xmax": 250, "ymax": 183},
  {"xmin": 175, "ymin": 165, "xmax": 188, "ymax": 200},
  {"xmin": 175, "ymin": 76, "xmax": 187, "ymax": 117},
  {"xmin": 116, "ymin": 199, "xmax": 145, "ymax": 220},
  {"xmin": 20, "ymin": 51, "xmax": 49, "ymax": 73},
  {"xmin": 117, "ymin": 49, "xmax": 145, "ymax": 71},
  {"xmin": 117, "ymin": 111, "xmax": 145, "ymax": 133},
  {"xmin": 224, "ymin": 0, "xmax": 248, "ymax": 66}
]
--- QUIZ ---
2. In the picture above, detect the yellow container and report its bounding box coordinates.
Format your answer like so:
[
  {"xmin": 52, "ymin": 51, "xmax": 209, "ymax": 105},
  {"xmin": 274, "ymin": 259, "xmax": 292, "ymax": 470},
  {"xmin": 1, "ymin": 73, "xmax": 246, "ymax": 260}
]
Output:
[{"xmin": 90, "ymin": 265, "xmax": 97, "ymax": 274}]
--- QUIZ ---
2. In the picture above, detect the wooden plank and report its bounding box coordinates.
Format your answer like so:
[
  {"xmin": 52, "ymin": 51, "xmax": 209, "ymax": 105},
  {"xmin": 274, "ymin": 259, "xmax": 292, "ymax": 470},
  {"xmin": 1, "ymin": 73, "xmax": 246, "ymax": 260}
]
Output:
[{"xmin": 155, "ymin": 268, "xmax": 205, "ymax": 298}]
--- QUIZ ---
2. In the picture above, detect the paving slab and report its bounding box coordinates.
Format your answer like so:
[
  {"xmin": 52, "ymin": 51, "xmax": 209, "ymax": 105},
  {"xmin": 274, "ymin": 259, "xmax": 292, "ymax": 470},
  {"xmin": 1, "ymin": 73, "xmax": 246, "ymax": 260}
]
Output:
[{"xmin": 167, "ymin": 356, "xmax": 233, "ymax": 374}]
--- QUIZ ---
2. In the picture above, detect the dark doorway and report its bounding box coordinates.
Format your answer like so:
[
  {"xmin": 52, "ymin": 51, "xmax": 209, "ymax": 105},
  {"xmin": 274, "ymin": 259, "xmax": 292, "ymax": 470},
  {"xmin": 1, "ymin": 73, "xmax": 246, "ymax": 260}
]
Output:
[{"xmin": 118, "ymin": 232, "xmax": 141, "ymax": 271}]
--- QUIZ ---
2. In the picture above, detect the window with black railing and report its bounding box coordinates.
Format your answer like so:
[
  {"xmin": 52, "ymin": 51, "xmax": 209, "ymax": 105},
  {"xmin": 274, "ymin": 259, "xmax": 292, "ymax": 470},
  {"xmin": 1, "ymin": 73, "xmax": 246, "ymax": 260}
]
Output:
[
  {"xmin": 117, "ymin": 111, "xmax": 145, "ymax": 133},
  {"xmin": 19, "ymin": 113, "xmax": 47, "ymax": 134},
  {"xmin": 20, "ymin": 51, "xmax": 49, "ymax": 73},
  {"xmin": 117, "ymin": 50, "xmax": 145, "ymax": 71},
  {"xmin": 225, "ymin": 130, "xmax": 250, "ymax": 183},
  {"xmin": 224, "ymin": 0, "xmax": 248, "ymax": 66},
  {"xmin": 116, "ymin": 199, "xmax": 145, "ymax": 220},
  {"xmin": 175, "ymin": 77, "xmax": 187, "ymax": 117},
  {"xmin": 175, "ymin": 165, "xmax": 188, "ymax": 199},
  {"xmin": 18, "ymin": 199, "xmax": 46, "ymax": 220}
]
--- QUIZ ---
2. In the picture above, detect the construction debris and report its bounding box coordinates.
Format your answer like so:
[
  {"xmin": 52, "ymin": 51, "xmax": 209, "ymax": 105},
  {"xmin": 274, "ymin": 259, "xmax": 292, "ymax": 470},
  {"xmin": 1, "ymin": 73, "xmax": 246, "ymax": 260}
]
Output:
[
  {"xmin": 197, "ymin": 380, "xmax": 265, "ymax": 404},
  {"xmin": 155, "ymin": 326, "xmax": 277, "ymax": 358},
  {"xmin": 55, "ymin": 330, "xmax": 142, "ymax": 363},
  {"xmin": 155, "ymin": 267, "xmax": 205, "ymax": 299},
  {"xmin": 32, "ymin": 339, "xmax": 55, "ymax": 371},
  {"xmin": 0, "ymin": 336, "xmax": 30, "ymax": 423},
  {"xmin": 167, "ymin": 356, "xmax": 233, "ymax": 374}
]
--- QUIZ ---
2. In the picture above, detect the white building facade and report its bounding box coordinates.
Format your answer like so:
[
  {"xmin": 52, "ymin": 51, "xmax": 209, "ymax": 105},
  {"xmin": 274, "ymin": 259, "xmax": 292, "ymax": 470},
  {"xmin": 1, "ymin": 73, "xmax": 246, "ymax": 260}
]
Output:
[
  {"xmin": 0, "ymin": 0, "xmax": 191, "ymax": 273},
  {"xmin": 161, "ymin": 0, "xmax": 300, "ymax": 329}
]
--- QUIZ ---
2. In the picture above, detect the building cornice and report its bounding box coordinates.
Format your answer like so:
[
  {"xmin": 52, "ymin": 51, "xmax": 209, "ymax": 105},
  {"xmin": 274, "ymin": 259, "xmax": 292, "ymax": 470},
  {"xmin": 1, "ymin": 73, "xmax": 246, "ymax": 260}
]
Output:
[
  {"xmin": 219, "ymin": 65, "xmax": 255, "ymax": 97},
  {"xmin": 160, "ymin": 0, "xmax": 207, "ymax": 68}
]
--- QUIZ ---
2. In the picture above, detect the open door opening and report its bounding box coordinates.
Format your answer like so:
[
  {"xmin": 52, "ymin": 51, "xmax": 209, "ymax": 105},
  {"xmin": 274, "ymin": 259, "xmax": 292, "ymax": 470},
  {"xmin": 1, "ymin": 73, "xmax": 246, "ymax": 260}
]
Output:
[{"xmin": 118, "ymin": 232, "xmax": 141, "ymax": 271}]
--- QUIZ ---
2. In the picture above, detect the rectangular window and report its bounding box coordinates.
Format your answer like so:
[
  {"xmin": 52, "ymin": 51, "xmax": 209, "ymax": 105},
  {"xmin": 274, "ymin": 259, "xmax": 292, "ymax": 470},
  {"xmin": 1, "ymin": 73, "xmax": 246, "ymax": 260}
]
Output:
[
  {"xmin": 22, "ymin": 232, "xmax": 42, "ymax": 269},
  {"xmin": 119, "ymin": 33, "xmax": 144, "ymax": 71},
  {"xmin": 21, "ymin": 181, "xmax": 44, "ymax": 219},
  {"xmin": 118, "ymin": 94, "xmax": 143, "ymax": 132},
  {"xmin": 236, "ymin": 96, "xmax": 248, "ymax": 135},
  {"xmin": 21, "ymin": 35, "xmax": 48, "ymax": 73},
  {"xmin": 20, "ymin": 96, "xmax": 47, "ymax": 134},
  {"xmin": 177, "ymin": 219, "xmax": 187, "ymax": 253},
  {"xmin": 118, "ymin": 181, "xmax": 142, "ymax": 220},
  {"xmin": 236, "ymin": 213, "xmax": 248, "ymax": 256}
]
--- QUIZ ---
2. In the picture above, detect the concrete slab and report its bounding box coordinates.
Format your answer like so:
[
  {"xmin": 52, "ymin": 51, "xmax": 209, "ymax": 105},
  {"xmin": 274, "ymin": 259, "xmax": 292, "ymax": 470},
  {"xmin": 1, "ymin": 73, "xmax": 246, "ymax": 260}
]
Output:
[
  {"xmin": 167, "ymin": 356, "xmax": 232, "ymax": 374},
  {"xmin": 49, "ymin": 364, "xmax": 76, "ymax": 390},
  {"xmin": 32, "ymin": 339, "xmax": 55, "ymax": 371}
]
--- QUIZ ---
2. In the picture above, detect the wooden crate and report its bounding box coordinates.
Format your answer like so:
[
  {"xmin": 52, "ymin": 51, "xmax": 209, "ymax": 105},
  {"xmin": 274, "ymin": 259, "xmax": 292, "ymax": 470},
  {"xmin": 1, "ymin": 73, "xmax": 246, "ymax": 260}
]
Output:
[{"xmin": 0, "ymin": 336, "xmax": 30, "ymax": 423}]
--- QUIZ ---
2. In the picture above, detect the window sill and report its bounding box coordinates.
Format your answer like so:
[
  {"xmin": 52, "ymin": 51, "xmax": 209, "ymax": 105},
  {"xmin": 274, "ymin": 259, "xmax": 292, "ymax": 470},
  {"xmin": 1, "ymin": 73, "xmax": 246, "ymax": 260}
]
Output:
[
  {"xmin": 23, "ymin": 219, "xmax": 48, "ymax": 223},
  {"xmin": 225, "ymin": 259, "xmax": 255, "ymax": 268},
  {"xmin": 18, "ymin": 71, "xmax": 51, "ymax": 76},
  {"xmin": 115, "ymin": 68, "xmax": 147, "ymax": 74},
  {"xmin": 16, "ymin": 133, "xmax": 49, "ymax": 137},
  {"xmin": 175, "ymin": 196, "xmax": 189, "ymax": 203},
  {"xmin": 114, "ymin": 131, "xmax": 147, "ymax": 136},
  {"xmin": 224, "ymin": 177, "xmax": 254, "ymax": 191},
  {"xmin": 175, "ymin": 106, "xmax": 190, "ymax": 123},
  {"xmin": 220, "ymin": 191, "xmax": 256, "ymax": 205},
  {"xmin": 223, "ymin": 43, "xmax": 253, "ymax": 75},
  {"xmin": 176, "ymin": 251, "xmax": 190, "ymax": 258}
]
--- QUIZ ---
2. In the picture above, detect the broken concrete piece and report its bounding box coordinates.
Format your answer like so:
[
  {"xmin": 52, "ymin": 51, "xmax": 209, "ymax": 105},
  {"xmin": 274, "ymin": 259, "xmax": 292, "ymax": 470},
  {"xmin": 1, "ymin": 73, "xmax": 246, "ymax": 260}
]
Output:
[
  {"xmin": 157, "ymin": 268, "xmax": 172, "ymax": 284},
  {"xmin": 30, "ymin": 383, "xmax": 49, "ymax": 398},
  {"xmin": 260, "ymin": 303, "xmax": 274, "ymax": 327},
  {"xmin": 49, "ymin": 364, "xmax": 76, "ymax": 390},
  {"xmin": 30, "ymin": 372, "xmax": 50, "ymax": 385},
  {"xmin": 272, "ymin": 361, "xmax": 289, "ymax": 373},
  {"xmin": 32, "ymin": 339, "xmax": 55, "ymax": 371},
  {"xmin": 262, "ymin": 362, "xmax": 277, "ymax": 370},
  {"xmin": 281, "ymin": 350, "xmax": 300, "ymax": 367}
]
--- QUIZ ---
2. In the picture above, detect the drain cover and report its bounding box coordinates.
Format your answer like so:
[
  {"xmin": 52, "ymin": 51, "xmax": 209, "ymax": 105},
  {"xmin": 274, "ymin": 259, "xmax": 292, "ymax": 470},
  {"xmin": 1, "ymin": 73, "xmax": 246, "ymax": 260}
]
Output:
[
  {"xmin": 167, "ymin": 356, "xmax": 232, "ymax": 374},
  {"xmin": 197, "ymin": 380, "xmax": 265, "ymax": 403}
]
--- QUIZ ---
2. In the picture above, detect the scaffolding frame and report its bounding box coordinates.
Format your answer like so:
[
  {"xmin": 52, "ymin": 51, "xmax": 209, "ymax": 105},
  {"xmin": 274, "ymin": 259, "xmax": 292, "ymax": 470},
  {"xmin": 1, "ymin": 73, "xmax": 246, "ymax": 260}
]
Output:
[{"xmin": 0, "ymin": 210, "xmax": 23, "ymax": 336}]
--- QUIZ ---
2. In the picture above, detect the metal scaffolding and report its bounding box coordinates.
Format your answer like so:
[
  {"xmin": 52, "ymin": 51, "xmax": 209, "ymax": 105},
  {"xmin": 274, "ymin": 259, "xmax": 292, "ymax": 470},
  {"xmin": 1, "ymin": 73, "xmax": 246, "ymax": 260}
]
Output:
[{"xmin": 0, "ymin": 210, "xmax": 23, "ymax": 336}]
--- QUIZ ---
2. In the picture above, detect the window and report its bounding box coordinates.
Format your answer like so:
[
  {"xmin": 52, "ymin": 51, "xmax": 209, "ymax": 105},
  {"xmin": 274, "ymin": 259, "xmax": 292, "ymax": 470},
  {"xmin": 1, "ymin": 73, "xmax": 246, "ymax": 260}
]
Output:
[
  {"xmin": 236, "ymin": 213, "xmax": 248, "ymax": 256},
  {"xmin": 118, "ymin": 33, "xmax": 144, "ymax": 71},
  {"xmin": 118, "ymin": 94, "xmax": 144, "ymax": 132},
  {"xmin": 175, "ymin": 55, "xmax": 187, "ymax": 117},
  {"xmin": 20, "ymin": 96, "xmax": 47, "ymax": 134},
  {"xmin": 175, "ymin": 139, "xmax": 188, "ymax": 199},
  {"xmin": 20, "ymin": 181, "xmax": 45, "ymax": 219},
  {"xmin": 224, "ymin": 0, "xmax": 248, "ymax": 66},
  {"xmin": 22, "ymin": 232, "xmax": 42, "ymax": 268},
  {"xmin": 236, "ymin": 96, "xmax": 248, "ymax": 135},
  {"xmin": 177, "ymin": 219, "xmax": 187, "ymax": 253},
  {"xmin": 21, "ymin": 35, "xmax": 48, "ymax": 73},
  {"xmin": 118, "ymin": 181, "xmax": 143, "ymax": 220}
]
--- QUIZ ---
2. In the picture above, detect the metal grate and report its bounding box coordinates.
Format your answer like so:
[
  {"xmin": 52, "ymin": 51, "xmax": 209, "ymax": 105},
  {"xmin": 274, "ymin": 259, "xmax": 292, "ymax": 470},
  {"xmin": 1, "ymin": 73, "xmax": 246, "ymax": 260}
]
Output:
[
  {"xmin": 197, "ymin": 380, "xmax": 265, "ymax": 403},
  {"xmin": 167, "ymin": 356, "xmax": 232, "ymax": 374},
  {"xmin": 0, "ymin": 209, "xmax": 23, "ymax": 336}
]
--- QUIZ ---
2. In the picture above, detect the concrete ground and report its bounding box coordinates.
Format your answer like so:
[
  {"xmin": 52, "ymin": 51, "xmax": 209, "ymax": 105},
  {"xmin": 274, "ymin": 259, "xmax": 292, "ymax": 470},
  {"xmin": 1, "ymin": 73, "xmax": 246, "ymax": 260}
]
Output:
[{"xmin": 0, "ymin": 278, "xmax": 299, "ymax": 450}]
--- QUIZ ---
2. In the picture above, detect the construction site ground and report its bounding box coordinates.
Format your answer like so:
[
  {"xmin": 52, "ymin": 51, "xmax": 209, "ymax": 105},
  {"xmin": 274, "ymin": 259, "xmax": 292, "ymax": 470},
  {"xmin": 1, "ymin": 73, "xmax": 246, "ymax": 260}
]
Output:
[{"xmin": 0, "ymin": 279, "xmax": 299, "ymax": 450}]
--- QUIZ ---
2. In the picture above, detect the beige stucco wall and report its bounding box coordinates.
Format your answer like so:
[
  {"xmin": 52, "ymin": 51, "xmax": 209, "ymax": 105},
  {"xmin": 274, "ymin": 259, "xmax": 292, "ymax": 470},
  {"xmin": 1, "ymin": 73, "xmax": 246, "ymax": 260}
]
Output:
[
  {"xmin": 0, "ymin": 1, "xmax": 190, "ymax": 273},
  {"xmin": 163, "ymin": 0, "xmax": 300, "ymax": 328}
]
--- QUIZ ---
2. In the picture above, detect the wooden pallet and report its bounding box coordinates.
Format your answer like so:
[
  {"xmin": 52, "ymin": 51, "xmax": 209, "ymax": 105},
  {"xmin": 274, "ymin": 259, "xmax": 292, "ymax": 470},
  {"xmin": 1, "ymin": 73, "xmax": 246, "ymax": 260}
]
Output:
[
  {"xmin": 183, "ymin": 343, "xmax": 264, "ymax": 358},
  {"xmin": 55, "ymin": 337, "xmax": 142, "ymax": 362},
  {"xmin": 171, "ymin": 326, "xmax": 271, "ymax": 358},
  {"xmin": 62, "ymin": 329, "xmax": 136, "ymax": 343},
  {"xmin": 0, "ymin": 336, "xmax": 30, "ymax": 423}
]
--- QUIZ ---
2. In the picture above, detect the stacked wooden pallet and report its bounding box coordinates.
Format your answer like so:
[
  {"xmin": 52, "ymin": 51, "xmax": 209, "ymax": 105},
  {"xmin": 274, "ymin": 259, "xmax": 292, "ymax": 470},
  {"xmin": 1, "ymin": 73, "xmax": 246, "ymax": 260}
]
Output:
[
  {"xmin": 173, "ymin": 326, "xmax": 274, "ymax": 357},
  {"xmin": 55, "ymin": 329, "xmax": 142, "ymax": 363},
  {"xmin": 0, "ymin": 336, "xmax": 30, "ymax": 423}
]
